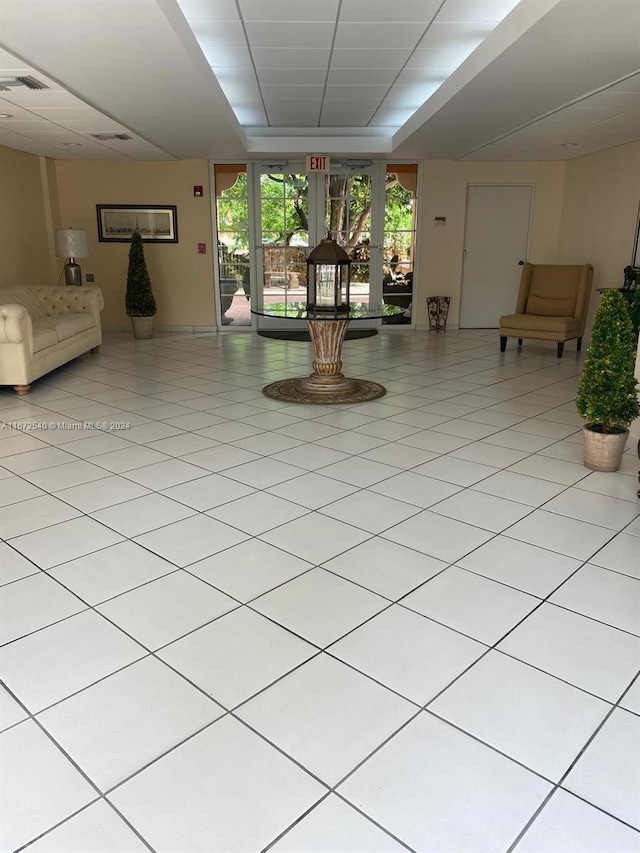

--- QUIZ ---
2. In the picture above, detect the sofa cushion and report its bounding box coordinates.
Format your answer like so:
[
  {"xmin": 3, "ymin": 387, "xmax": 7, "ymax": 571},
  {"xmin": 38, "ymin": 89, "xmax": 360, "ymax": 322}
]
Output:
[
  {"xmin": 32, "ymin": 326, "xmax": 59, "ymax": 353},
  {"xmin": 0, "ymin": 287, "xmax": 47, "ymax": 320},
  {"xmin": 33, "ymin": 312, "xmax": 95, "ymax": 343}
]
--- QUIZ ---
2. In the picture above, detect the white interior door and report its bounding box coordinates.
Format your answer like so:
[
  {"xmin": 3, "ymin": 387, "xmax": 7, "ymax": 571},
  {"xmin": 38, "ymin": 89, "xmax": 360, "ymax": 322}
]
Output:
[{"xmin": 460, "ymin": 185, "xmax": 532, "ymax": 328}]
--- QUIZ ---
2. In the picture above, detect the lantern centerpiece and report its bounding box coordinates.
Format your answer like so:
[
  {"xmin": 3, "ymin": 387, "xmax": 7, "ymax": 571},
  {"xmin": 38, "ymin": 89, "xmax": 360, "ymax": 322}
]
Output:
[{"xmin": 306, "ymin": 237, "xmax": 351, "ymax": 312}]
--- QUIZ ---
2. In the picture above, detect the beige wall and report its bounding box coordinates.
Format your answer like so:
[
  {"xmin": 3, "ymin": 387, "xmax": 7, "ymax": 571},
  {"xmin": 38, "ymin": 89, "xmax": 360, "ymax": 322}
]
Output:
[
  {"xmin": 414, "ymin": 160, "xmax": 566, "ymax": 329},
  {"xmin": 558, "ymin": 140, "xmax": 640, "ymax": 335},
  {"xmin": 54, "ymin": 160, "xmax": 216, "ymax": 328},
  {"xmin": 0, "ymin": 145, "xmax": 56, "ymax": 286},
  {"xmin": 3, "ymin": 145, "xmax": 638, "ymax": 337}
]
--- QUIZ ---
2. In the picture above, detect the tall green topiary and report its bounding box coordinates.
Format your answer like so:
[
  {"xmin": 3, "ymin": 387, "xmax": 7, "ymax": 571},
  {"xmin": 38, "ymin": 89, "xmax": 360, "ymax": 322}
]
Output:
[
  {"xmin": 126, "ymin": 229, "xmax": 156, "ymax": 317},
  {"xmin": 576, "ymin": 288, "xmax": 639, "ymax": 432}
]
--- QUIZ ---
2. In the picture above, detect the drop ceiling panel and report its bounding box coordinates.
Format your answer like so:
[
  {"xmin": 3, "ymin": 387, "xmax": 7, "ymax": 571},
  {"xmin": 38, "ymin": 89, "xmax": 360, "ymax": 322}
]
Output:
[
  {"xmin": 419, "ymin": 22, "xmax": 497, "ymax": 49},
  {"xmin": 261, "ymin": 85, "xmax": 325, "ymax": 101},
  {"xmin": 330, "ymin": 49, "xmax": 412, "ymax": 69},
  {"xmin": 240, "ymin": 0, "xmax": 340, "ymax": 21},
  {"xmin": 327, "ymin": 67, "xmax": 398, "ymax": 85},
  {"xmin": 333, "ymin": 23, "xmax": 420, "ymax": 50},
  {"xmin": 0, "ymin": 47, "xmax": 28, "ymax": 68},
  {"xmin": 323, "ymin": 98, "xmax": 381, "ymax": 113},
  {"xmin": 190, "ymin": 20, "xmax": 246, "ymax": 47},
  {"xmin": 395, "ymin": 67, "xmax": 450, "ymax": 85},
  {"xmin": 60, "ymin": 118, "xmax": 131, "ymax": 132},
  {"xmin": 260, "ymin": 68, "xmax": 327, "ymax": 85},
  {"xmin": 0, "ymin": 119, "xmax": 51, "ymax": 131},
  {"xmin": 577, "ymin": 91, "xmax": 640, "ymax": 111},
  {"xmin": 387, "ymin": 83, "xmax": 442, "ymax": 108},
  {"xmin": 213, "ymin": 67, "xmax": 261, "ymax": 88},
  {"xmin": 370, "ymin": 108, "xmax": 414, "ymax": 127},
  {"xmin": 0, "ymin": 101, "xmax": 48, "ymax": 121},
  {"xmin": 245, "ymin": 23, "xmax": 334, "ymax": 49},
  {"xmin": 176, "ymin": 0, "xmax": 239, "ymax": 19},
  {"xmin": 340, "ymin": 0, "xmax": 441, "ymax": 23},
  {"xmin": 436, "ymin": 0, "xmax": 522, "ymax": 22},
  {"xmin": 235, "ymin": 105, "xmax": 268, "ymax": 124},
  {"xmin": 0, "ymin": 90, "xmax": 85, "ymax": 109},
  {"xmin": 559, "ymin": 106, "xmax": 631, "ymax": 121},
  {"xmin": 321, "ymin": 110, "xmax": 376, "ymax": 126},
  {"xmin": 267, "ymin": 110, "xmax": 320, "ymax": 125},
  {"xmin": 608, "ymin": 76, "xmax": 640, "ymax": 94},
  {"xmin": 324, "ymin": 85, "xmax": 390, "ymax": 100},
  {"xmin": 407, "ymin": 47, "xmax": 475, "ymax": 71},
  {"xmin": 201, "ymin": 46, "xmax": 252, "ymax": 67},
  {"xmin": 252, "ymin": 48, "xmax": 331, "ymax": 68}
]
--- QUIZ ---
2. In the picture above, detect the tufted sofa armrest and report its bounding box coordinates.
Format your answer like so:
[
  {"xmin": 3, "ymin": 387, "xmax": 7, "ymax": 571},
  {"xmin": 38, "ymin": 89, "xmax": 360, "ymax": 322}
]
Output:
[
  {"xmin": 32, "ymin": 286, "xmax": 104, "ymax": 329},
  {"xmin": 0, "ymin": 304, "xmax": 34, "ymax": 352}
]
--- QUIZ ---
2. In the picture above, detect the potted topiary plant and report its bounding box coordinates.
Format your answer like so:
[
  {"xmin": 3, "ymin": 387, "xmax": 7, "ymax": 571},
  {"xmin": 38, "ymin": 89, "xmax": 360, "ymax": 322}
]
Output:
[
  {"xmin": 576, "ymin": 288, "xmax": 640, "ymax": 471},
  {"xmin": 126, "ymin": 228, "xmax": 156, "ymax": 339}
]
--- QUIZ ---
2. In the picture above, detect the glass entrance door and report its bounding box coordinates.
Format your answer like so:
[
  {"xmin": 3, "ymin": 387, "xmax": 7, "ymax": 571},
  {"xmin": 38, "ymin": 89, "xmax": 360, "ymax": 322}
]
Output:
[
  {"xmin": 325, "ymin": 168, "xmax": 378, "ymax": 309},
  {"xmin": 252, "ymin": 162, "xmax": 384, "ymax": 330},
  {"xmin": 257, "ymin": 167, "xmax": 311, "ymax": 329},
  {"xmin": 213, "ymin": 162, "xmax": 414, "ymax": 331}
]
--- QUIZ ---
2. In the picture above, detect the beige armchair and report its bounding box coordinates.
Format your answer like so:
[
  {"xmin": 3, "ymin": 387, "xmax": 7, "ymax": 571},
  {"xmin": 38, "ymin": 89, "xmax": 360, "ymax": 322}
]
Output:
[{"xmin": 499, "ymin": 263, "xmax": 594, "ymax": 358}]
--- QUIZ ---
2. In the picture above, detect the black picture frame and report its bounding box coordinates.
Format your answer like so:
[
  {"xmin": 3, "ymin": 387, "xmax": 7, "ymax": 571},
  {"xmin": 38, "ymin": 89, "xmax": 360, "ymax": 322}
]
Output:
[{"xmin": 96, "ymin": 205, "xmax": 178, "ymax": 243}]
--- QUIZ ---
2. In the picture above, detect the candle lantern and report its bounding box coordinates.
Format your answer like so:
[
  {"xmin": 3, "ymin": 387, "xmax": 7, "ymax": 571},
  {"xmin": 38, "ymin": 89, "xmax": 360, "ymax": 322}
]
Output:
[{"xmin": 306, "ymin": 237, "xmax": 351, "ymax": 312}]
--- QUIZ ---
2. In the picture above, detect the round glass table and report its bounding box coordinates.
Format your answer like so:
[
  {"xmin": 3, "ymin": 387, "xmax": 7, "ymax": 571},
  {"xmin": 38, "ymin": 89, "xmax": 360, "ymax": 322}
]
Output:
[{"xmin": 251, "ymin": 302, "xmax": 404, "ymax": 404}]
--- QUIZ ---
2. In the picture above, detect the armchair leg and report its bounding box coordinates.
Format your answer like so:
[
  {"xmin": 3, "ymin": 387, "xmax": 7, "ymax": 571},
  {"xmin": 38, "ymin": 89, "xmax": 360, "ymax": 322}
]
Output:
[
  {"xmin": 577, "ymin": 337, "xmax": 582, "ymax": 351},
  {"xmin": 14, "ymin": 384, "xmax": 31, "ymax": 395},
  {"xmin": 518, "ymin": 338, "xmax": 523, "ymax": 346},
  {"xmin": 500, "ymin": 336, "xmax": 507, "ymax": 352},
  {"xmin": 557, "ymin": 342, "xmax": 565, "ymax": 358},
  {"xmin": 91, "ymin": 346, "xmax": 100, "ymax": 354}
]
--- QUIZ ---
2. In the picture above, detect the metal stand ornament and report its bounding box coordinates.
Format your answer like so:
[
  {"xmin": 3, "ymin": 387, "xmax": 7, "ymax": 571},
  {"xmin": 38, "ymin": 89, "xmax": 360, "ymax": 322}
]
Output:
[{"xmin": 427, "ymin": 296, "xmax": 451, "ymax": 332}]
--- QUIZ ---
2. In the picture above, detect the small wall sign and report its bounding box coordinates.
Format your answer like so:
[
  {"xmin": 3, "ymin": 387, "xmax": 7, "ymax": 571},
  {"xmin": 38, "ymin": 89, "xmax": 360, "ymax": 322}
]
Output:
[{"xmin": 306, "ymin": 155, "xmax": 330, "ymax": 173}]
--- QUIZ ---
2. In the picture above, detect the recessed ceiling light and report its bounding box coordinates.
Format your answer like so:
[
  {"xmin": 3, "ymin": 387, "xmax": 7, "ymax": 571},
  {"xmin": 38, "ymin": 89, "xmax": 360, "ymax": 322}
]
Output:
[
  {"xmin": 560, "ymin": 142, "xmax": 579, "ymax": 147},
  {"xmin": 0, "ymin": 113, "xmax": 13, "ymax": 118},
  {"xmin": 62, "ymin": 142, "xmax": 82, "ymax": 146}
]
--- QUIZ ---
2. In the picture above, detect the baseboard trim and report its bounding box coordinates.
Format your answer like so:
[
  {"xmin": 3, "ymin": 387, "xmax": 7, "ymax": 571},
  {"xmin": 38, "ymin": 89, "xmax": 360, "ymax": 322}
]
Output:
[{"xmin": 103, "ymin": 325, "xmax": 219, "ymax": 334}]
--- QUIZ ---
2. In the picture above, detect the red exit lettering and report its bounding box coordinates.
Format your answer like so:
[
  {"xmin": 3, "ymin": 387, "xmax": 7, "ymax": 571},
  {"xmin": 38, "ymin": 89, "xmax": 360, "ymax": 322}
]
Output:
[{"xmin": 306, "ymin": 155, "xmax": 329, "ymax": 172}]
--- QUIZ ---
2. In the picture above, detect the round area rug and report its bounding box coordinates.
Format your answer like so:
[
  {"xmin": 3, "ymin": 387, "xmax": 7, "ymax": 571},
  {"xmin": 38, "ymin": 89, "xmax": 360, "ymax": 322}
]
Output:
[
  {"xmin": 262, "ymin": 377, "xmax": 386, "ymax": 404},
  {"xmin": 258, "ymin": 329, "xmax": 378, "ymax": 341}
]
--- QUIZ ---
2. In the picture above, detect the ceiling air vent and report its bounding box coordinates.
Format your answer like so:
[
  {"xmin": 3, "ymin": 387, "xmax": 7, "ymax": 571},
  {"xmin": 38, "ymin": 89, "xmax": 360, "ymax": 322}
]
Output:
[
  {"xmin": 0, "ymin": 75, "xmax": 49, "ymax": 91},
  {"xmin": 90, "ymin": 133, "xmax": 133, "ymax": 141}
]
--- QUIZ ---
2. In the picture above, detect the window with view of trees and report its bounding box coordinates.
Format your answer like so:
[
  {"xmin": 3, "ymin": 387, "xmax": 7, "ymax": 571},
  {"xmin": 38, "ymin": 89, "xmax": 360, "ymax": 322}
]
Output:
[{"xmin": 213, "ymin": 162, "xmax": 418, "ymax": 326}]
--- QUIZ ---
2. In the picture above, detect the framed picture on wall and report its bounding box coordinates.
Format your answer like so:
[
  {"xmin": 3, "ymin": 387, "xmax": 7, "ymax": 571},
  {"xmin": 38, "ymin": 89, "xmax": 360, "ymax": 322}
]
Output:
[
  {"xmin": 633, "ymin": 203, "xmax": 640, "ymax": 269},
  {"xmin": 96, "ymin": 205, "xmax": 178, "ymax": 243}
]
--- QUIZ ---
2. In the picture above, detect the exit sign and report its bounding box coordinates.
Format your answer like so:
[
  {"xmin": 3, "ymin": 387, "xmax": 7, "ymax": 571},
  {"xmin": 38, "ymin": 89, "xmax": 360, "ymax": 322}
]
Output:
[{"xmin": 306, "ymin": 155, "xmax": 330, "ymax": 172}]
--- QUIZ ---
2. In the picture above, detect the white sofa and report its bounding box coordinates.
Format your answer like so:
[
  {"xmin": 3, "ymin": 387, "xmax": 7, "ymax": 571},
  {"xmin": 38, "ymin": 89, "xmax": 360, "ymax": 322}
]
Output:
[{"xmin": 0, "ymin": 285, "xmax": 103, "ymax": 394}]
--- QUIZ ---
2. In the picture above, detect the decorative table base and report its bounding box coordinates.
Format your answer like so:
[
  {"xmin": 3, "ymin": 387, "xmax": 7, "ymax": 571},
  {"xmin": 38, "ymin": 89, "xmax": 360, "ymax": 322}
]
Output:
[
  {"xmin": 263, "ymin": 376, "xmax": 386, "ymax": 404},
  {"xmin": 261, "ymin": 316, "xmax": 387, "ymax": 404}
]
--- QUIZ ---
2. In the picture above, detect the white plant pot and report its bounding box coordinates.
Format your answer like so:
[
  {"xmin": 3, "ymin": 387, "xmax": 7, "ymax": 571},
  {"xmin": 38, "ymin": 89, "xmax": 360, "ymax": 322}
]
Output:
[
  {"xmin": 582, "ymin": 424, "xmax": 629, "ymax": 472},
  {"xmin": 130, "ymin": 316, "xmax": 154, "ymax": 340}
]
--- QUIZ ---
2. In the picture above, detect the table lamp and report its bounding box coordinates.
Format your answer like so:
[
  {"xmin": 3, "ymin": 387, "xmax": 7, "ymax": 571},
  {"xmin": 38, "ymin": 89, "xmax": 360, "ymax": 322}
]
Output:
[{"xmin": 55, "ymin": 228, "xmax": 90, "ymax": 287}]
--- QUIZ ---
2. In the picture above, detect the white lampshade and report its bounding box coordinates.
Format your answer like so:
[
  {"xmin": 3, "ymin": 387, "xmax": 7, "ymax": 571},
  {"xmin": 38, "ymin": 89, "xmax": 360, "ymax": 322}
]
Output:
[{"xmin": 55, "ymin": 228, "xmax": 90, "ymax": 259}]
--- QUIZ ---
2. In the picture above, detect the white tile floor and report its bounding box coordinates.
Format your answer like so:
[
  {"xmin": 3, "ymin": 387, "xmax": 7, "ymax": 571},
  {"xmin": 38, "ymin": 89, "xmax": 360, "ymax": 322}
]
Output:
[{"xmin": 1, "ymin": 329, "xmax": 639, "ymax": 853}]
